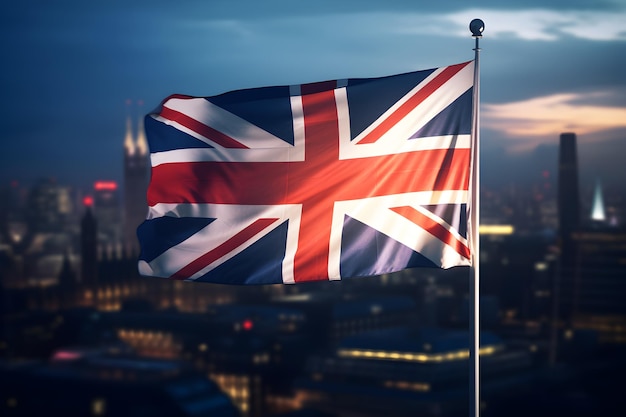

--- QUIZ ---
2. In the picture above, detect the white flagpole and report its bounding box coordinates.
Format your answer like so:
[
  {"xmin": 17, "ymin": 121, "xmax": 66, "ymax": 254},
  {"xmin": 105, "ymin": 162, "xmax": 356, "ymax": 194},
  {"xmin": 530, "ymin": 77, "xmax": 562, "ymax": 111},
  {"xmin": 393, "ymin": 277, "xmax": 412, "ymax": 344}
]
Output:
[{"xmin": 469, "ymin": 18, "xmax": 484, "ymax": 417}]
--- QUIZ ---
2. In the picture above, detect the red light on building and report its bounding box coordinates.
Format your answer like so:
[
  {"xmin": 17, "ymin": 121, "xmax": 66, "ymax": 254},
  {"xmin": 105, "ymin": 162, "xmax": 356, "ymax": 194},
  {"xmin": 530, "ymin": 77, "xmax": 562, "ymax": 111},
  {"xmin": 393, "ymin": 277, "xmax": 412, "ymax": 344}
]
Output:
[
  {"xmin": 94, "ymin": 181, "xmax": 118, "ymax": 191},
  {"xmin": 83, "ymin": 196, "xmax": 94, "ymax": 207},
  {"xmin": 242, "ymin": 319, "xmax": 254, "ymax": 331},
  {"xmin": 51, "ymin": 350, "xmax": 83, "ymax": 361}
]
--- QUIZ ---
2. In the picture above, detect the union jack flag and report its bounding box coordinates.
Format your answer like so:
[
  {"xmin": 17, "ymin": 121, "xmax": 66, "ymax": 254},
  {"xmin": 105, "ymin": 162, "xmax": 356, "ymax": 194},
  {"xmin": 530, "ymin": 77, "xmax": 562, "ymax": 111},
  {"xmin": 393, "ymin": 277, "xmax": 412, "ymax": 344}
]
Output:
[{"xmin": 138, "ymin": 61, "xmax": 474, "ymax": 284}]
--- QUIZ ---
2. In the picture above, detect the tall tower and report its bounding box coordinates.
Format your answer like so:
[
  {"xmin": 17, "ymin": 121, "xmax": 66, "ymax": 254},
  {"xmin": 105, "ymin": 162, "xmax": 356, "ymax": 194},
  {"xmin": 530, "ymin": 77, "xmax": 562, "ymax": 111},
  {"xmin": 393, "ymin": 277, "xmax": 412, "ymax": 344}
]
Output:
[
  {"xmin": 556, "ymin": 132, "xmax": 582, "ymax": 327},
  {"xmin": 93, "ymin": 180, "xmax": 121, "ymax": 244},
  {"xmin": 123, "ymin": 111, "xmax": 149, "ymax": 254},
  {"xmin": 557, "ymin": 132, "xmax": 580, "ymax": 238},
  {"xmin": 81, "ymin": 198, "xmax": 98, "ymax": 284}
]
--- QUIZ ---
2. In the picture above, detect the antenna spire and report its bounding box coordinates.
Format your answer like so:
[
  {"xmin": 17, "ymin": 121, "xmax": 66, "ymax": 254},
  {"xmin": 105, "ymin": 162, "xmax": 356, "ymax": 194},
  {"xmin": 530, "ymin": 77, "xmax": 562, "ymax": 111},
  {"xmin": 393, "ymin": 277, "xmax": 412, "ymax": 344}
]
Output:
[{"xmin": 124, "ymin": 113, "xmax": 135, "ymax": 155}]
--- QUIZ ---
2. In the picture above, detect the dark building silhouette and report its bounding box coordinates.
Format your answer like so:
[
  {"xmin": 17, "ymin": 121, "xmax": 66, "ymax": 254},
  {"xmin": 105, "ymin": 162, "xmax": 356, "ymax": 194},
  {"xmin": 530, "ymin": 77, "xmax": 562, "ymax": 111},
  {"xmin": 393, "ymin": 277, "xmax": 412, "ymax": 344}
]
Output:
[
  {"xmin": 123, "ymin": 114, "xmax": 149, "ymax": 254},
  {"xmin": 554, "ymin": 131, "xmax": 626, "ymax": 346},
  {"xmin": 556, "ymin": 132, "xmax": 581, "ymax": 324},
  {"xmin": 58, "ymin": 251, "xmax": 76, "ymax": 289},
  {"xmin": 294, "ymin": 326, "xmax": 534, "ymax": 417},
  {"xmin": 0, "ymin": 353, "xmax": 240, "ymax": 417},
  {"xmin": 567, "ymin": 230, "xmax": 626, "ymax": 316},
  {"xmin": 557, "ymin": 133, "xmax": 580, "ymax": 246},
  {"xmin": 81, "ymin": 204, "xmax": 98, "ymax": 284}
]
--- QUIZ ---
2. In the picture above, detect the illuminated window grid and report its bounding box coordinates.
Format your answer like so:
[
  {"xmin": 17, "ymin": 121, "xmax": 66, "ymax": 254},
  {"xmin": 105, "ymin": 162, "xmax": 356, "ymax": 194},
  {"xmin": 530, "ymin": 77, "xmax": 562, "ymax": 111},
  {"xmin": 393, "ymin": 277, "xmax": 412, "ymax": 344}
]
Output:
[
  {"xmin": 90, "ymin": 284, "xmax": 139, "ymax": 311},
  {"xmin": 572, "ymin": 316, "xmax": 626, "ymax": 344},
  {"xmin": 383, "ymin": 380, "xmax": 430, "ymax": 392},
  {"xmin": 265, "ymin": 394, "xmax": 302, "ymax": 415},
  {"xmin": 116, "ymin": 329, "xmax": 181, "ymax": 358},
  {"xmin": 337, "ymin": 345, "xmax": 503, "ymax": 363},
  {"xmin": 332, "ymin": 315, "xmax": 398, "ymax": 340},
  {"xmin": 210, "ymin": 373, "xmax": 251, "ymax": 416}
]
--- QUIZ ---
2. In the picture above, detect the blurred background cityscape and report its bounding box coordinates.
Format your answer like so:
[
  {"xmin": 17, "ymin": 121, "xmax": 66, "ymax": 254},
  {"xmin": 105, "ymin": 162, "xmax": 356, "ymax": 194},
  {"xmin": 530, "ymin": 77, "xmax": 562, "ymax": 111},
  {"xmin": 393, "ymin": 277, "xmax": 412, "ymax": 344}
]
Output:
[
  {"xmin": 1, "ymin": 117, "xmax": 625, "ymax": 416},
  {"xmin": 2, "ymin": 1, "xmax": 626, "ymax": 416}
]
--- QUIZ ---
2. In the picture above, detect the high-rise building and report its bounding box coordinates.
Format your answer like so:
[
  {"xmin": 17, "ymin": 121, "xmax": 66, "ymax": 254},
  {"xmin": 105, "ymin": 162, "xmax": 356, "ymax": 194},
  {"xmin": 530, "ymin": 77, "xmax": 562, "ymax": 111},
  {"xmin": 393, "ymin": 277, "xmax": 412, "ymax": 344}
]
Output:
[
  {"xmin": 81, "ymin": 199, "xmax": 98, "ymax": 284},
  {"xmin": 26, "ymin": 178, "xmax": 74, "ymax": 233},
  {"xmin": 555, "ymin": 132, "xmax": 626, "ymax": 346},
  {"xmin": 123, "ymin": 114, "xmax": 149, "ymax": 254},
  {"xmin": 556, "ymin": 132, "xmax": 582, "ymax": 326},
  {"xmin": 93, "ymin": 181, "xmax": 121, "ymax": 244},
  {"xmin": 0, "ymin": 181, "xmax": 28, "ymax": 247},
  {"xmin": 557, "ymin": 132, "xmax": 580, "ymax": 239}
]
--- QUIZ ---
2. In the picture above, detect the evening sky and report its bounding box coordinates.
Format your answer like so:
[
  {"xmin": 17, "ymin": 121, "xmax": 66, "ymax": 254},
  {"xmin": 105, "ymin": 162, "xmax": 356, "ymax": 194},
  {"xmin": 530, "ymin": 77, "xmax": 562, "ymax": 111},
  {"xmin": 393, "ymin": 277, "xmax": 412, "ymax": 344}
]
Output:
[{"xmin": 1, "ymin": 0, "xmax": 625, "ymax": 193}]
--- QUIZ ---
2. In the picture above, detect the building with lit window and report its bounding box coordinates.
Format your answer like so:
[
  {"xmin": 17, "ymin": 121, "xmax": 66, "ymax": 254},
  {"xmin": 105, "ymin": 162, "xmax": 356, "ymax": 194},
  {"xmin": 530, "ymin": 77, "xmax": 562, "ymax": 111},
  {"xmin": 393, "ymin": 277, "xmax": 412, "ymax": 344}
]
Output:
[
  {"xmin": 25, "ymin": 178, "xmax": 75, "ymax": 234},
  {"xmin": 272, "ymin": 293, "xmax": 418, "ymax": 346},
  {"xmin": 558, "ymin": 228, "xmax": 626, "ymax": 345},
  {"xmin": 97, "ymin": 304, "xmax": 313, "ymax": 417},
  {"xmin": 0, "ymin": 352, "xmax": 240, "ymax": 417},
  {"xmin": 93, "ymin": 181, "xmax": 122, "ymax": 245},
  {"xmin": 294, "ymin": 326, "xmax": 533, "ymax": 417},
  {"xmin": 479, "ymin": 230, "xmax": 555, "ymax": 327},
  {"xmin": 555, "ymin": 132, "xmax": 626, "ymax": 346}
]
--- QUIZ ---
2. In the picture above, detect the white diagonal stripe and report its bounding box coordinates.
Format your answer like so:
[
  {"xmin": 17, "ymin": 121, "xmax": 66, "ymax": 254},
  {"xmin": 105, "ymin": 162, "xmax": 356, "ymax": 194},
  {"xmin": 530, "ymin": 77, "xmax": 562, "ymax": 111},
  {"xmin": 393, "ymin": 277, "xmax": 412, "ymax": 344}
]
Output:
[
  {"xmin": 143, "ymin": 203, "xmax": 301, "ymax": 283},
  {"xmin": 164, "ymin": 97, "xmax": 291, "ymax": 149}
]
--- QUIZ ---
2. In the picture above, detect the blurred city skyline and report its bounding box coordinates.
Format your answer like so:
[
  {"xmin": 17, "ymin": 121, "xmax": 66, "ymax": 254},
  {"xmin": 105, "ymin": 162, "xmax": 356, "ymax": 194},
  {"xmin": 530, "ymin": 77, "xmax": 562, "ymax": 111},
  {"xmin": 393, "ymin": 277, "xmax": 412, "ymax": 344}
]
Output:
[{"xmin": 2, "ymin": 128, "xmax": 625, "ymax": 416}]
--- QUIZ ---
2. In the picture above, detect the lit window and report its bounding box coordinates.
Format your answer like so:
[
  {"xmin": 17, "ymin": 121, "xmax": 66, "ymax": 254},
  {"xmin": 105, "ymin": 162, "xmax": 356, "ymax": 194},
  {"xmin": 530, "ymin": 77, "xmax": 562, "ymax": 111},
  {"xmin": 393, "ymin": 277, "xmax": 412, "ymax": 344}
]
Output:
[
  {"xmin": 370, "ymin": 305, "xmax": 382, "ymax": 315},
  {"xmin": 91, "ymin": 398, "xmax": 106, "ymax": 416}
]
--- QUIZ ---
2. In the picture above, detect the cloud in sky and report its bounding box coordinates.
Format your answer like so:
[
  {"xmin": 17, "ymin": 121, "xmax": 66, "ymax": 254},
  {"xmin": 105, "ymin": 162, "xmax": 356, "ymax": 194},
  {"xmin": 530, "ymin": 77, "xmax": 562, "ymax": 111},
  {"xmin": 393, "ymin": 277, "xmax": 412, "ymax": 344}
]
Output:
[
  {"xmin": 483, "ymin": 90, "xmax": 626, "ymax": 152},
  {"xmin": 352, "ymin": 7, "xmax": 626, "ymax": 41},
  {"xmin": 442, "ymin": 8, "xmax": 626, "ymax": 41},
  {"xmin": 190, "ymin": 6, "xmax": 626, "ymax": 46}
]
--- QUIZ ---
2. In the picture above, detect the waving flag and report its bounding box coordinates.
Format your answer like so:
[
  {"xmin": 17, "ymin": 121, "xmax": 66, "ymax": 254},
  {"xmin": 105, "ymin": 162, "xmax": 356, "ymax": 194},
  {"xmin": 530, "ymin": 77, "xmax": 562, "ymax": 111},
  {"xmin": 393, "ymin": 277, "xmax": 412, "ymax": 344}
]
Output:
[{"xmin": 138, "ymin": 61, "xmax": 474, "ymax": 284}]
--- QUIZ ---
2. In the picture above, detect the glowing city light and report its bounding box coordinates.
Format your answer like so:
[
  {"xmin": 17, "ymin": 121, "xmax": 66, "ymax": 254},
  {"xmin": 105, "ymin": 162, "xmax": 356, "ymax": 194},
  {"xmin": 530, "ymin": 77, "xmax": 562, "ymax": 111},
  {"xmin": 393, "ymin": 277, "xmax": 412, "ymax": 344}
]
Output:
[
  {"xmin": 94, "ymin": 181, "xmax": 118, "ymax": 191},
  {"xmin": 479, "ymin": 225, "xmax": 514, "ymax": 235},
  {"xmin": 51, "ymin": 350, "xmax": 83, "ymax": 361}
]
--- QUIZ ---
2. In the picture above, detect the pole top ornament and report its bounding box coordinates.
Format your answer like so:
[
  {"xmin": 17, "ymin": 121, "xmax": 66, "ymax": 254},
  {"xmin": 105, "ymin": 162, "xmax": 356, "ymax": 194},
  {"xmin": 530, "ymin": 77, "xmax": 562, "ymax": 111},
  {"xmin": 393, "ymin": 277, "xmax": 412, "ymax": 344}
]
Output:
[{"xmin": 469, "ymin": 19, "xmax": 485, "ymax": 37}]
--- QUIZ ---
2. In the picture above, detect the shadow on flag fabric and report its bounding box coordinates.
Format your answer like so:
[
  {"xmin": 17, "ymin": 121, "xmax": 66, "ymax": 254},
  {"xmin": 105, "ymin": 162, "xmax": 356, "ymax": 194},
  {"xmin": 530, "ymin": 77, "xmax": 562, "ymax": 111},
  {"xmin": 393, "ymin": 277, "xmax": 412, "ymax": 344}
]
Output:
[{"xmin": 137, "ymin": 61, "xmax": 474, "ymax": 284}]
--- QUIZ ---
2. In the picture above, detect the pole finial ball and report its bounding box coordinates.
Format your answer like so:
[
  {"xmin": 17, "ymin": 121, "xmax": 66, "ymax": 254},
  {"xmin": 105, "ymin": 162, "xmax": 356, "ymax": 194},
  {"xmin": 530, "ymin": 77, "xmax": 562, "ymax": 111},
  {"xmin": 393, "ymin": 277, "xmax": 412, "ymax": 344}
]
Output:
[{"xmin": 469, "ymin": 19, "xmax": 485, "ymax": 37}]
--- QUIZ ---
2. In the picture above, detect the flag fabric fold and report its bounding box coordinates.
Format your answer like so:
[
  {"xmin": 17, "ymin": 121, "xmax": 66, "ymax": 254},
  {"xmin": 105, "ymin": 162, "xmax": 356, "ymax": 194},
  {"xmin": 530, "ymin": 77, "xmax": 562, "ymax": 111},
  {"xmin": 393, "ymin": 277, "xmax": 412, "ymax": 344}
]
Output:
[{"xmin": 137, "ymin": 61, "xmax": 474, "ymax": 284}]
